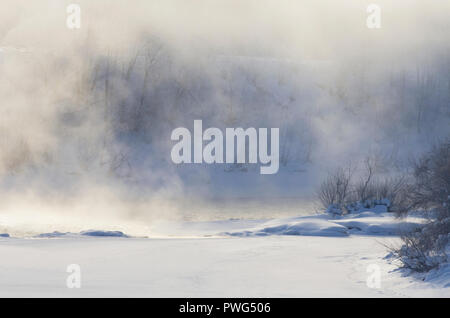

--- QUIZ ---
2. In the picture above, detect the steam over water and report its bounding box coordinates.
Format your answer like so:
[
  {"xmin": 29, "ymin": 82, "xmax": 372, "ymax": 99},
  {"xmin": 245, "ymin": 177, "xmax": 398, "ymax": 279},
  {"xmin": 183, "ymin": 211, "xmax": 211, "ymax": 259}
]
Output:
[{"xmin": 0, "ymin": 1, "xmax": 449, "ymax": 236}]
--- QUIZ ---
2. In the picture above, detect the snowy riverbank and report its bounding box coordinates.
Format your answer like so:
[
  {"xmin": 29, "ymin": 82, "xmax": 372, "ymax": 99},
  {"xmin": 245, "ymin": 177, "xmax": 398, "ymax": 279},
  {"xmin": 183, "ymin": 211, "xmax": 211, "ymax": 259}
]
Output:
[{"xmin": 0, "ymin": 211, "xmax": 448, "ymax": 297}]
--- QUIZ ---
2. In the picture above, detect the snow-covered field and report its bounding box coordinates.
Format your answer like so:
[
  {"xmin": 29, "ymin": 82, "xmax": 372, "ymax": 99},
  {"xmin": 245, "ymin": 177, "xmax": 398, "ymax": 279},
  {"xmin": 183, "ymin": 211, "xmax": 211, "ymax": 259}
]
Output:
[
  {"xmin": 0, "ymin": 211, "xmax": 448, "ymax": 297},
  {"xmin": 1, "ymin": 0, "xmax": 449, "ymax": 300}
]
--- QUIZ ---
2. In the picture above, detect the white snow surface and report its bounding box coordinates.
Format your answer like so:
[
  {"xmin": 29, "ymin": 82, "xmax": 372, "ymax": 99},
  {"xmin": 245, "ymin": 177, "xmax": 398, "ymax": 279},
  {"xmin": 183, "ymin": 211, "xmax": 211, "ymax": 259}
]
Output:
[{"xmin": 0, "ymin": 211, "xmax": 448, "ymax": 297}]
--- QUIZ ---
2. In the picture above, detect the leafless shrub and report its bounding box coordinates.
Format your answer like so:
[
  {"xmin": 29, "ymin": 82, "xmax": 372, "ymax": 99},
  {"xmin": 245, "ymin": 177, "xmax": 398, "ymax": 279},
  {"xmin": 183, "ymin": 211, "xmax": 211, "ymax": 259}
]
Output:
[
  {"xmin": 401, "ymin": 138, "xmax": 450, "ymax": 218},
  {"xmin": 373, "ymin": 176, "xmax": 409, "ymax": 212},
  {"xmin": 317, "ymin": 165, "xmax": 353, "ymax": 209},
  {"xmin": 390, "ymin": 217, "xmax": 449, "ymax": 272},
  {"xmin": 317, "ymin": 157, "xmax": 408, "ymax": 213},
  {"xmin": 391, "ymin": 138, "xmax": 450, "ymax": 272},
  {"xmin": 348, "ymin": 157, "xmax": 408, "ymax": 209},
  {"xmin": 352, "ymin": 157, "xmax": 376, "ymax": 202}
]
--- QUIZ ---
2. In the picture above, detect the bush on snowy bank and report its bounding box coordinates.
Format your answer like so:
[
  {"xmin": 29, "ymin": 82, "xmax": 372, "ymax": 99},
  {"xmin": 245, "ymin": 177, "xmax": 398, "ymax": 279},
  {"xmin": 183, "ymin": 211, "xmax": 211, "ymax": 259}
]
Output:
[
  {"xmin": 401, "ymin": 139, "xmax": 450, "ymax": 218},
  {"xmin": 326, "ymin": 198, "xmax": 391, "ymax": 216},
  {"xmin": 392, "ymin": 218, "xmax": 449, "ymax": 272},
  {"xmin": 318, "ymin": 139, "xmax": 449, "ymax": 275},
  {"xmin": 391, "ymin": 139, "xmax": 450, "ymax": 273},
  {"xmin": 317, "ymin": 157, "xmax": 407, "ymax": 216}
]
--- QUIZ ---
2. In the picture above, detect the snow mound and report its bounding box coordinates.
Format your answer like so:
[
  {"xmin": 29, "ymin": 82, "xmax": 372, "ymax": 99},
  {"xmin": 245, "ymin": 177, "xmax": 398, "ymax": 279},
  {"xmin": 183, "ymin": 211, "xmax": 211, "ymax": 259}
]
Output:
[
  {"xmin": 221, "ymin": 212, "xmax": 424, "ymax": 238},
  {"xmin": 35, "ymin": 231, "xmax": 70, "ymax": 238},
  {"xmin": 35, "ymin": 230, "xmax": 130, "ymax": 238},
  {"xmin": 223, "ymin": 218, "xmax": 349, "ymax": 237},
  {"xmin": 34, "ymin": 230, "xmax": 130, "ymax": 238},
  {"xmin": 80, "ymin": 230, "xmax": 129, "ymax": 237},
  {"xmin": 333, "ymin": 214, "xmax": 422, "ymax": 235}
]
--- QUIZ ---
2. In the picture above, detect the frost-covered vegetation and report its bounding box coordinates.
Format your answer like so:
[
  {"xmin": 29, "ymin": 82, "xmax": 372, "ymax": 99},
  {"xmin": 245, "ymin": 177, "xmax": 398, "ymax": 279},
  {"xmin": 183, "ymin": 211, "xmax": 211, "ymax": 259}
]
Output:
[
  {"xmin": 391, "ymin": 140, "xmax": 450, "ymax": 273},
  {"xmin": 0, "ymin": 0, "xmax": 449, "ymax": 297},
  {"xmin": 318, "ymin": 139, "xmax": 450, "ymax": 275},
  {"xmin": 317, "ymin": 157, "xmax": 408, "ymax": 215}
]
